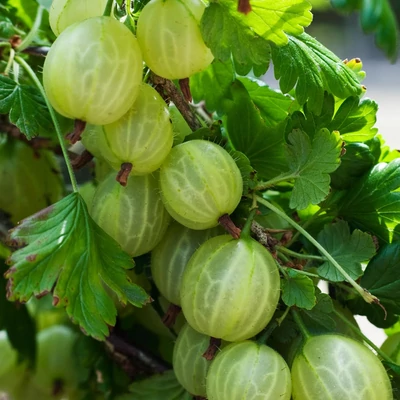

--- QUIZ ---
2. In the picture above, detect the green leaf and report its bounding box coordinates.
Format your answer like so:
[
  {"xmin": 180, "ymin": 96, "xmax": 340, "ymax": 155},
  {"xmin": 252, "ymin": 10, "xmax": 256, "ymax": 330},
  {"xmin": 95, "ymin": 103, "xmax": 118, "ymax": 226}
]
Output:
[
  {"xmin": 336, "ymin": 159, "xmax": 400, "ymax": 243},
  {"xmin": 330, "ymin": 143, "xmax": 375, "ymax": 190},
  {"xmin": 225, "ymin": 80, "xmax": 288, "ymax": 180},
  {"xmin": 288, "ymin": 94, "xmax": 377, "ymax": 143},
  {"xmin": 281, "ymin": 269, "xmax": 316, "ymax": 310},
  {"xmin": 272, "ymin": 33, "xmax": 362, "ymax": 114},
  {"xmin": 286, "ymin": 129, "xmax": 343, "ymax": 210},
  {"xmin": 0, "ymin": 14, "xmax": 16, "ymax": 37},
  {"xmin": 317, "ymin": 220, "xmax": 376, "ymax": 282},
  {"xmin": 190, "ymin": 59, "xmax": 235, "ymax": 114},
  {"xmin": 201, "ymin": 2, "xmax": 271, "ymax": 75},
  {"xmin": 361, "ymin": 243, "xmax": 400, "ymax": 314},
  {"xmin": 328, "ymin": 97, "xmax": 378, "ymax": 142},
  {"xmin": 0, "ymin": 260, "xmax": 36, "ymax": 364},
  {"xmin": 239, "ymin": 77, "xmax": 298, "ymax": 126},
  {"xmin": 0, "ymin": 75, "xmax": 53, "ymax": 140},
  {"xmin": 231, "ymin": 150, "xmax": 257, "ymax": 193},
  {"xmin": 5, "ymin": 193, "xmax": 150, "ymax": 340},
  {"xmin": 302, "ymin": 292, "xmax": 336, "ymax": 331},
  {"xmin": 128, "ymin": 371, "xmax": 191, "ymax": 400}
]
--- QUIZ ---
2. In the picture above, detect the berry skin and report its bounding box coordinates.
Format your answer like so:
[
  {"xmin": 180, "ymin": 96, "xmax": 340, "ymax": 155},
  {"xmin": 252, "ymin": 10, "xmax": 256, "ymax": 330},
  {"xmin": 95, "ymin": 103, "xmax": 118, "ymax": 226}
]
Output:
[
  {"xmin": 180, "ymin": 235, "xmax": 280, "ymax": 341},
  {"xmin": 137, "ymin": 0, "xmax": 214, "ymax": 79},
  {"xmin": 43, "ymin": 16, "xmax": 143, "ymax": 125},
  {"xmin": 159, "ymin": 140, "xmax": 243, "ymax": 230}
]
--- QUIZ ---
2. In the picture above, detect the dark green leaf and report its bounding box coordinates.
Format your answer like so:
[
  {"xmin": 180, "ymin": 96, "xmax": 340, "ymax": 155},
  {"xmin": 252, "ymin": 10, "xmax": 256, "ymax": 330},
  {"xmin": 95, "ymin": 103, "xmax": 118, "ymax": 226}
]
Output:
[
  {"xmin": 0, "ymin": 75, "xmax": 53, "ymax": 139},
  {"xmin": 317, "ymin": 220, "xmax": 376, "ymax": 281},
  {"xmin": 239, "ymin": 77, "xmax": 298, "ymax": 126},
  {"xmin": 336, "ymin": 159, "xmax": 400, "ymax": 243},
  {"xmin": 286, "ymin": 129, "xmax": 343, "ymax": 210},
  {"xmin": 190, "ymin": 59, "xmax": 235, "ymax": 114},
  {"xmin": 361, "ymin": 243, "xmax": 400, "ymax": 314},
  {"xmin": 225, "ymin": 80, "xmax": 288, "ymax": 179},
  {"xmin": 128, "ymin": 371, "xmax": 191, "ymax": 400},
  {"xmin": 0, "ymin": 14, "xmax": 16, "ymax": 37},
  {"xmin": 201, "ymin": 2, "xmax": 271, "ymax": 75},
  {"xmin": 281, "ymin": 269, "xmax": 316, "ymax": 310},
  {"xmin": 6, "ymin": 193, "xmax": 151, "ymax": 340},
  {"xmin": 302, "ymin": 292, "xmax": 336, "ymax": 331},
  {"xmin": 346, "ymin": 296, "xmax": 398, "ymax": 329},
  {"xmin": 0, "ymin": 260, "xmax": 36, "ymax": 365},
  {"xmin": 330, "ymin": 143, "xmax": 375, "ymax": 190},
  {"xmin": 272, "ymin": 33, "xmax": 362, "ymax": 114}
]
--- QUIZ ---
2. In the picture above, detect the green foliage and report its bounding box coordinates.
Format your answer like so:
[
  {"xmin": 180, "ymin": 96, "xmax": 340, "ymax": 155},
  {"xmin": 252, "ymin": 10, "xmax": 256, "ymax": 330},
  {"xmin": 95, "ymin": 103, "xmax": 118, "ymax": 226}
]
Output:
[
  {"xmin": 281, "ymin": 269, "xmax": 316, "ymax": 310},
  {"xmin": 272, "ymin": 33, "xmax": 362, "ymax": 114},
  {"xmin": 335, "ymin": 159, "xmax": 400, "ymax": 243},
  {"xmin": 6, "ymin": 193, "xmax": 150, "ymax": 340},
  {"xmin": 1, "ymin": 0, "xmax": 400, "ymax": 397},
  {"xmin": 0, "ymin": 75, "xmax": 53, "ymax": 139},
  {"xmin": 317, "ymin": 220, "xmax": 376, "ymax": 281},
  {"xmin": 285, "ymin": 129, "xmax": 342, "ymax": 210}
]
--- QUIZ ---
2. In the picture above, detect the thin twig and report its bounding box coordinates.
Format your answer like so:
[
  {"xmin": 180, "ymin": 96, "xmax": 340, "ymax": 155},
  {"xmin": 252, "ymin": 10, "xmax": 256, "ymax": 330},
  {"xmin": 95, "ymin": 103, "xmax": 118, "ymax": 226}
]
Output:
[
  {"xmin": 151, "ymin": 73, "xmax": 202, "ymax": 131},
  {"xmin": 106, "ymin": 332, "xmax": 169, "ymax": 376}
]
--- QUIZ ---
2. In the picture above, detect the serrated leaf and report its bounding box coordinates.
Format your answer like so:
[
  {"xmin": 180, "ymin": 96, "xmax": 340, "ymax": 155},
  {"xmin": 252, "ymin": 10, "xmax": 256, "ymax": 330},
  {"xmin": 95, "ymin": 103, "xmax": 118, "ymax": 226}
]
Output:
[
  {"xmin": 302, "ymin": 292, "xmax": 336, "ymax": 331},
  {"xmin": 336, "ymin": 159, "xmax": 400, "ymax": 243},
  {"xmin": 239, "ymin": 77, "xmax": 298, "ymax": 126},
  {"xmin": 201, "ymin": 2, "xmax": 271, "ymax": 75},
  {"xmin": 281, "ymin": 269, "xmax": 316, "ymax": 309},
  {"xmin": 128, "ymin": 371, "xmax": 191, "ymax": 400},
  {"xmin": 317, "ymin": 220, "xmax": 376, "ymax": 282},
  {"xmin": 190, "ymin": 59, "xmax": 235, "ymax": 114},
  {"xmin": 328, "ymin": 97, "xmax": 378, "ymax": 142},
  {"xmin": 0, "ymin": 75, "xmax": 53, "ymax": 139},
  {"xmin": 224, "ymin": 80, "xmax": 288, "ymax": 179},
  {"xmin": 289, "ymin": 94, "xmax": 378, "ymax": 143},
  {"xmin": 5, "ymin": 193, "xmax": 150, "ymax": 340},
  {"xmin": 272, "ymin": 33, "xmax": 362, "ymax": 114},
  {"xmin": 330, "ymin": 142, "xmax": 375, "ymax": 190},
  {"xmin": 360, "ymin": 243, "xmax": 400, "ymax": 314},
  {"xmin": 286, "ymin": 129, "xmax": 342, "ymax": 210}
]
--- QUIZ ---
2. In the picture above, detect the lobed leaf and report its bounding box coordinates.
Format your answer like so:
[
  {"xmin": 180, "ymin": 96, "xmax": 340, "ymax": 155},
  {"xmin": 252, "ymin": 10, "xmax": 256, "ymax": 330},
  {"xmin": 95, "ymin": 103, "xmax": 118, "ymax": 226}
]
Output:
[
  {"xmin": 6, "ymin": 193, "xmax": 150, "ymax": 340},
  {"xmin": 336, "ymin": 159, "xmax": 400, "ymax": 243},
  {"xmin": 201, "ymin": 3, "xmax": 271, "ymax": 76},
  {"xmin": 0, "ymin": 75, "xmax": 53, "ymax": 139},
  {"xmin": 281, "ymin": 269, "xmax": 316, "ymax": 310},
  {"xmin": 317, "ymin": 220, "xmax": 376, "ymax": 282},
  {"xmin": 272, "ymin": 33, "xmax": 362, "ymax": 114},
  {"xmin": 286, "ymin": 129, "xmax": 343, "ymax": 210}
]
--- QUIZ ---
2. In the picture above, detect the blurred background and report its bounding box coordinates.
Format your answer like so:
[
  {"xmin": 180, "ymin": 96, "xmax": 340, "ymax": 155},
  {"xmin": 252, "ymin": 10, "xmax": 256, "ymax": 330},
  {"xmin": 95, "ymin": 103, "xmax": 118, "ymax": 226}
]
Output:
[
  {"xmin": 299, "ymin": 0, "xmax": 400, "ymax": 346},
  {"xmin": 265, "ymin": 0, "xmax": 400, "ymax": 150}
]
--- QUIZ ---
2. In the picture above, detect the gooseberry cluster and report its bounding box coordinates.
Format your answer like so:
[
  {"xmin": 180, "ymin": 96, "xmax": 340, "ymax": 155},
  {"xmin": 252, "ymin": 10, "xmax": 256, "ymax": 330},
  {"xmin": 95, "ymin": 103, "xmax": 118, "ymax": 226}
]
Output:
[{"xmin": 1, "ymin": 0, "xmax": 394, "ymax": 399}]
